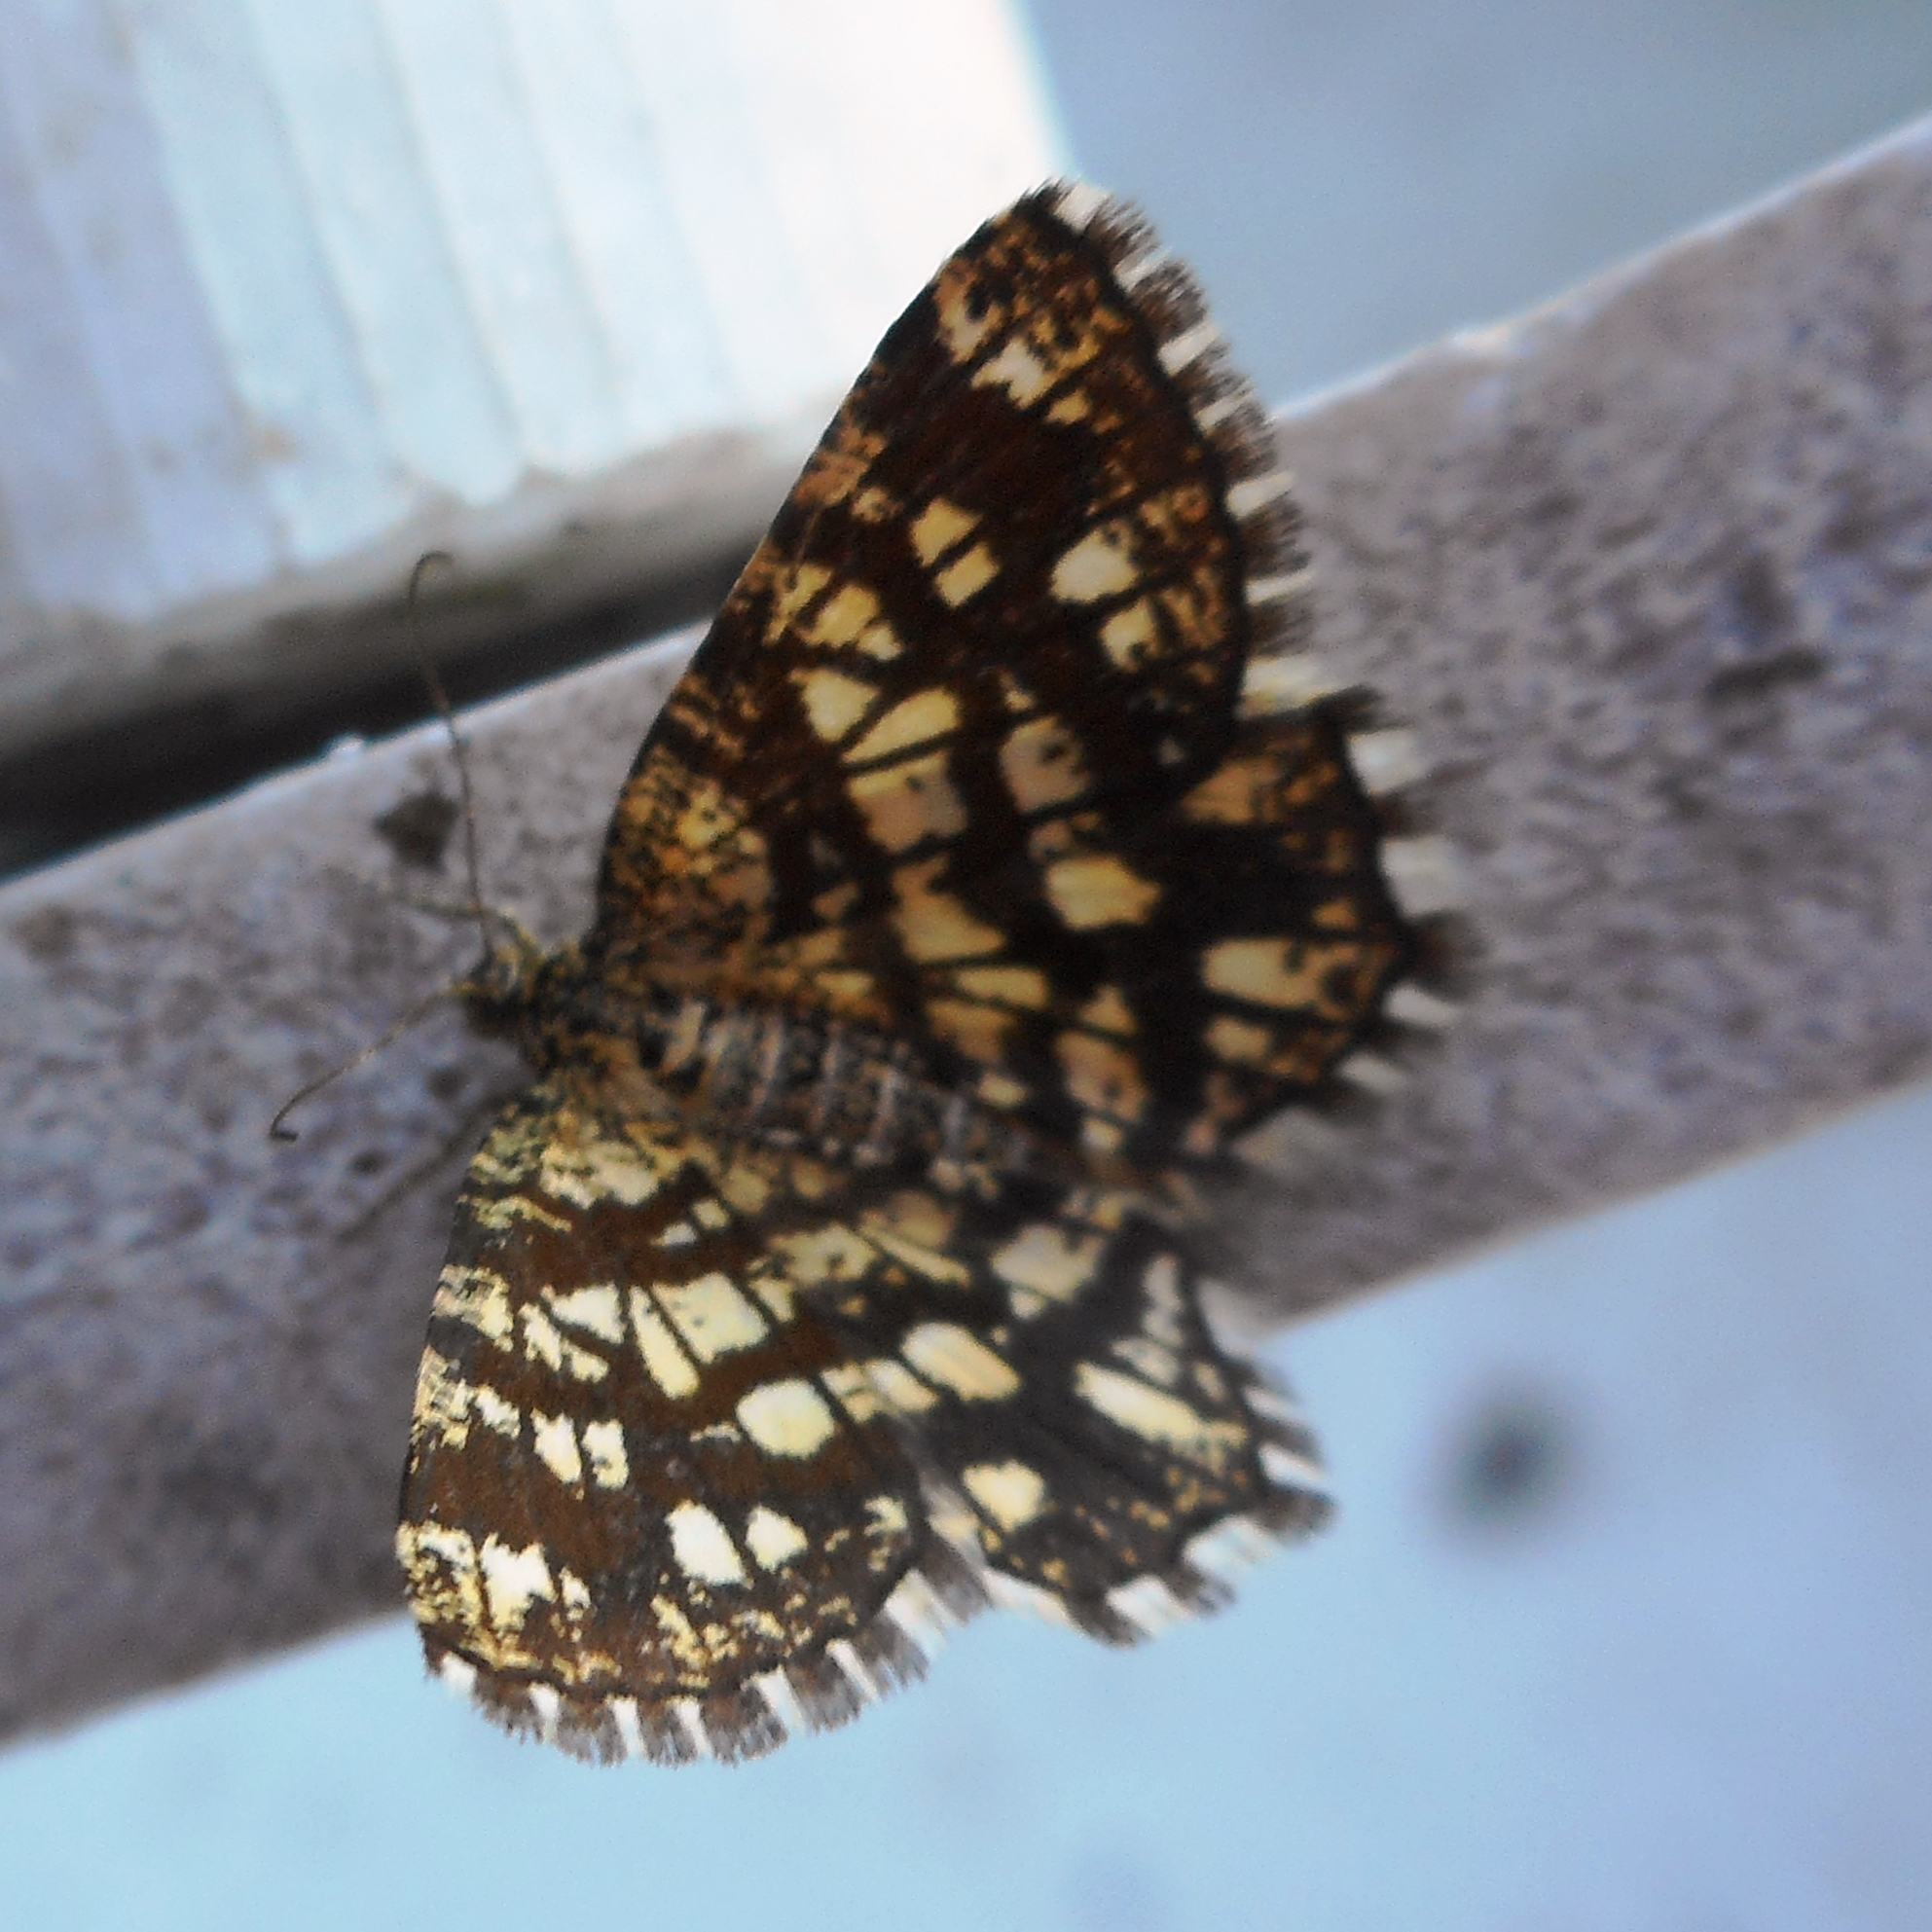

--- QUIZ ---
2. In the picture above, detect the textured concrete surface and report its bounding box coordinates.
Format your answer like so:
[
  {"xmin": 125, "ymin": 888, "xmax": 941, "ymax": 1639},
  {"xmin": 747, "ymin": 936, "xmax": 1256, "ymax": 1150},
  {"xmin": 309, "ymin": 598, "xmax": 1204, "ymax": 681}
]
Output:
[{"xmin": 1, "ymin": 120, "xmax": 1929, "ymax": 1740}]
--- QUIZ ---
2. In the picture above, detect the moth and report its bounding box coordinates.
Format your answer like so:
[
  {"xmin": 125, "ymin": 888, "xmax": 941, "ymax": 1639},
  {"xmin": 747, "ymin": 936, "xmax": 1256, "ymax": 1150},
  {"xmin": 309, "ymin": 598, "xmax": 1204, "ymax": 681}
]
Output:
[{"xmin": 395, "ymin": 181, "xmax": 1433, "ymax": 1765}]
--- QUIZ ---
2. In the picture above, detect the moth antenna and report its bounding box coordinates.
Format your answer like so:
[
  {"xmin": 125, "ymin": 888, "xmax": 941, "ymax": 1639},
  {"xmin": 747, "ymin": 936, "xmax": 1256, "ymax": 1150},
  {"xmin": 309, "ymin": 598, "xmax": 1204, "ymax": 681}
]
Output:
[
  {"xmin": 408, "ymin": 550, "xmax": 492, "ymax": 963},
  {"xmin": 269, "ymin": 984, "xmax": 459, "ymax": 1143},
  {"xmin": 271, "ymin": 552, "xmax": 495, "ymax": 1146}
]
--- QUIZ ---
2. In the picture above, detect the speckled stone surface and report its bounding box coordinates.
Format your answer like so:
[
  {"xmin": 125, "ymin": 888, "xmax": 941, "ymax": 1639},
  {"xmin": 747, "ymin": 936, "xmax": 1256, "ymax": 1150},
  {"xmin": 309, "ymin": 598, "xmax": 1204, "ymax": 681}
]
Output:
[{"xmin": 1, "ymin": 123, "xmax": 1928, "ymax": 1740}]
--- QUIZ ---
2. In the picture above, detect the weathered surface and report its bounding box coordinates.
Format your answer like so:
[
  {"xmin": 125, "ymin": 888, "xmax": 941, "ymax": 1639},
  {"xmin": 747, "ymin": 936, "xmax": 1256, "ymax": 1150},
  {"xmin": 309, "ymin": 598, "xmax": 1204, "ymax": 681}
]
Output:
[{"xmin": 2, "ymin": 122, "xmax": 1929, "ymax": 1741}]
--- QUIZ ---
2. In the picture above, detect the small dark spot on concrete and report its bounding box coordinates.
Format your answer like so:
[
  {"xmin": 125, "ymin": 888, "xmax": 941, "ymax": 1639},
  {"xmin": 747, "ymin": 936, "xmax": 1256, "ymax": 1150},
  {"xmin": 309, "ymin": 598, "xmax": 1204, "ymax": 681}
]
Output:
[
  {"xmin": 425, "ymin": 1064, "xmax": 468, "ymax": 1103},
  {"xmin": 11, "ymin": 903, "xmax": 77, "ymax": 963},
  {"xmin": 1444, "ymin": 1391, "xmax": 1572, "ymax": 1532},
  {"xmin": 1726, "ymin": 550, "xmax": 1791, "ymax": 652},
  {"xmin": 139, "ymin": 1186, "xmax": 211, "ymax": 1246},
  {"xmin": 350, "ymin": 1147, "xmax": 391, "ymax": 1178},
  {"xmin": 152, "ymin": 1420, "xmax": 285, "ymax": 1535},
  {"xmin": 1704, "ymin": 647, "xmax": 1825, "ymax": 706},
  {"xmin": 374, "ymin": 789, "xmax": 461, "ymax": 869}
]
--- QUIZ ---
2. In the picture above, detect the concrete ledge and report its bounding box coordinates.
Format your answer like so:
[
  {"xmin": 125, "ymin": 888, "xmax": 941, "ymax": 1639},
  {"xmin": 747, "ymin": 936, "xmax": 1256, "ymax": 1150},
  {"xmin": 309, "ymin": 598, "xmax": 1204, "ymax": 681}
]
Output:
[{"xmin": 3, "ymin": 120, "xmax": 1930, "ymax": 1742}]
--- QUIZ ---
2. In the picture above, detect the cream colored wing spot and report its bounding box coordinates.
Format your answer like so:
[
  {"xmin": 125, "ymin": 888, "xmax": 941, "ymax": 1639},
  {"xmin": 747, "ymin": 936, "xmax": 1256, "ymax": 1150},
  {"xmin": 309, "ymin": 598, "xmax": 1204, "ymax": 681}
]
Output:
[
  {"xmin": 900, "ymin": 1323, "xmax": 1021, "ymax": 1401},
  {"xmin": 1112, "ymin": 1333, "xmax": 1182, "ymax": 1387},
  {"xmin": 820, "ymin": 1362, "xmax": 885, "ymax": 1423},
  {"xmin": 1001, "ymin": 713, "xmax": 1091, "ymax": 813},
  {"xmin": 542, "ymin": 1283, "xmax": 625, "ymax": 1345},
  {"xmin": 925, "ymin": 996, "xmax": 1014, "ymax": 1065},
  {"xmin": 892, "ymin": 857, "xmax": 1004, "ymax": 963},
  {"xmin": 962, "ymin": 1459, "xmax": 1048, "ymax": 1533},
  {"xmin": 951, "ymin": 964, "xmax": 1048, "ymax": 1007},
  {"xmin": 933, "ymin": 271, "xmax": 1003, "ymax": 364},
  {"xmin": 934, "ymin": 541, "xmax": 1000, "ymax": 606},
  {"xmin": 793, "ymin": 666, "xmax": 878, "ymax": 743},
  {"xmin": 744, "ymin": 1505, "xmax": 810, "ymax": 1570},
  {"xmin": 656, "ymin": 1271, "xmax": 769, "ymax": 1363},
  {"xmin": 530, "ymin": 1410, "xmax": 584, "ymax": 1487},
  {"xmin": 521, "ymin": 1305, "xmax": 609, "ymax": 1383},
  {"xmin": 1205, "ymin": 1014, "xmax": 1272, "ymax": 1065},
  {"xmin": 627, "ymin": 1289, "xmax": 701, "ymax": 1400},
  {"xmin": 580, "ymin": 1418, "xmax": 629, "ymax": 1490},
  {"xmin": 1051, "ymin": 524, "xmax": 1138, "ymax": 603},
  {"xmin": 1098, "ymin": 598, "xmax": 1160, "ymax": 672},
  {"xmin": 990, "ymin": 1221, "xmax": 1106, "ymax": 1315},
  {"xmin": 1202, "ymin": 937, "xmax": 1359, "ymax": 1013},
  {"xmin": 1074, "ymin": 1364, "xmax": 1247, "ymax": 1473},
  {"xmin": 470, "ymin": 1381, "xmax": 520, "ymax": 1440},
  {"xmin": 433, "ymin": 1265, "xmax": 513, "ymax": 1344},
  {"xmin": 737, "ymin": 1378, "xmax": 839, "ymax": 1459},
  {"xmin": 861, "ymin": 1194, "xmax": 971, "ymax": 1284},
  {"xmin": 666, "ymin": 1501, "xmax": 747, "ymax": 1588},
  {"xmin": 910, "ymin": 497, "xmax": 980, "ymax": 566},
  {"xmin": 971, "ymin": 334, "xmax": 1055, "ymax": 405},
  {"xmin": 768, "ymin": 559, "xmax": 832, "ymax": 633},
  {"xmin": 1044, "ymin": 854, "xmax": 1162, "ymax": 930},
  {"xmin": 975, "ymin": 1069, "xmax": 1030, "ymax": 1110},
  {"xmin": 865, "ymin": 1492, "xmax": 911, "ymax": 1539},
  {"xmin": 763, "ymin": 1221, "xmax": 877, "ymax": 1292},
  {"xmin": 1076, "ymin": 984, "xmax": 1136, "ymax": 1035},
  {"xmin": 536, "ymin": 1122, "xmax": 674, "ymax": 1211},
  {"xmin": 1056, "ymin": 1030, "xmax": 1149, "ymax": 1124},
  {"xmin": 848, "ymin": 750, "xmax": 969, "ymax": 854},
  {"xmin": 806, "ymin": 581, "xmax": 900, "ymax": 661},
  {"xmin": 413, "ymin": 1349, "xmax": 474, "ymax": 1449},
  {"xmin": 478, "ymin": 1536, "xmax": 556, "ymax": 1631},
  {"xmin": 660, "ymin": 997, "xmax": 708, "ymax": 1074},
  {"xmin": 397, "ymin": 1521, "xmax": 481, "ymax": 1627},
  {"xmin": 1140, "ymin": 1254, "xmax": 1185, "ymax": 1341},
  {"xmin": 862, "ymin": 1356, "xmax": 941, "ymax": 1416},
  {"xmin": 806, "ymin": 580, "xmax": 879, "ymax": 643},
  {"xmin": 845, "ymin": 687, "xmax": 960, "ymax": 763}
]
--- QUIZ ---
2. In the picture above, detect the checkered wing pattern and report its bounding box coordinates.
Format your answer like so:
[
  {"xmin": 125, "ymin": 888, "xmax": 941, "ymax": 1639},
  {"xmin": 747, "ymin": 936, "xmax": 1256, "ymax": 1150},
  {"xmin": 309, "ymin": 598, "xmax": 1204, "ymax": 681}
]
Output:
[
  {"xmin": 400, "ymin": 1079, "xmax": 1328, "ymax": 1763},
  {"xmin": 401, "ymin": 182, "xmax": 1439, "ymax": 1764},
  {"xmin": 588, "ymin": 184, "xmax": 1417, "ymax": 1173}
]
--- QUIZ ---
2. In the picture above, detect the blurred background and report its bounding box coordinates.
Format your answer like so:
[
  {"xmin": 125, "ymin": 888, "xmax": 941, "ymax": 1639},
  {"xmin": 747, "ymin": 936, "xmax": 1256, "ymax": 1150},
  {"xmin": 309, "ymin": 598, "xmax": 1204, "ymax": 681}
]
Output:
[{"xmin": 3, "ymin": 0, "xmax": 1930, "ymax": 1925}]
